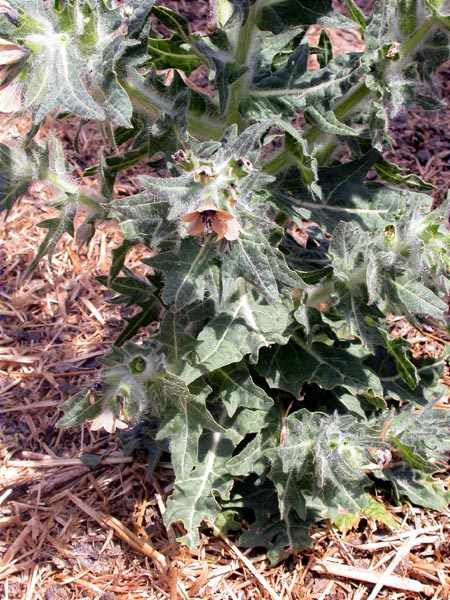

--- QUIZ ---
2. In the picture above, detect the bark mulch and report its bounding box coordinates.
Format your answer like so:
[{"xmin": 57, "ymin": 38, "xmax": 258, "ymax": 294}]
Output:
[{"xmin": 1, "ymin": 3, "xmax": 450, "ymax": 598}]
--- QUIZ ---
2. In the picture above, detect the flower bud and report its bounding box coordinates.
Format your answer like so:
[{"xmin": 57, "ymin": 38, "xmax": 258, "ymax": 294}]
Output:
[
  {"xmin": 172, "ymin": 149, "xmax": 195, "ymax": 171},
  {"xmin": 229, "ymin": 157, "xmax": 254, "ymax": 178},
  {"xmin": 192, "ymin": 165, "xmax": 215, "ymax": 184}
]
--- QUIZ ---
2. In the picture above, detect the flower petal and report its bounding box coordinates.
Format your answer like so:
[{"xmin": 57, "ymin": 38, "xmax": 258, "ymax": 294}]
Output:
[
  {"xmin": 182, "ymin": 211, "xmax": 200, "ymax": 222},
  {"xmin": 0, "ymin": 48, "xmax": 26, "ymax": 65},
  {"xmin": 215, "ymin": 209, "xmax": 233, "ymax": 221},
  {"xmin": 0, "ymin": 39, "xmax": 27, "ymax": 65},
  {"xmin": 224, "ymin": 217, "xmax": 242, "ymax": 241},
  {"xmin": 90, "ymin": 408, "xmax": 115, "ymax": 433},
  {"xmin": 212, "ymin": 215, "xmax": 228, "ymax": 240},
  {"xmin": 186, "ymin": 214, "xmax": 204, "ymax": 237},
  {"xmin": 0, "ymin": 79, "xmax": 23, "ymax": 113},
  {"xmin": 115, "ymin": 418, "xmax": 128, "ymax": 430}
]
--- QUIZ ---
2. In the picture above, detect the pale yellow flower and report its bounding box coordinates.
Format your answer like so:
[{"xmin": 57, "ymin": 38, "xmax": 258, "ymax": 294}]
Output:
[
  {"xmin": 0, "ymin": 2, "xmax": 18, "ymax": 22},
  {"xmin": 90, "ymin": 408, "xmax": 128, "ymax": 434},
  {"xmin": 0, "ymin": 38, "xmax": 27, "ymax": 113},
  {"xmin": 0, "ymin": 38, "xmax": 27, "ymax": 65},
  {"xmin": 192, "ymin": 166, "xmax": 215, "ymax": 184},
  {"xmin": 0, "ymin": 78, "xmax": 23, "ymax": 112},
  {"xmin": 182, "ymin": 204, "xmax": 241, "ymax": 241}
]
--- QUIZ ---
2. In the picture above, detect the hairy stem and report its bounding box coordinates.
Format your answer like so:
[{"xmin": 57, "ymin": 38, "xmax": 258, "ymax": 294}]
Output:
[
  {"xmin": 263, "ymin": 16, "xmax": 437, "ymax": 174},
  {"xmin": 123, "ymin": 75, "xmax": 225, "ymax": 140},
  {"xmin": 225, "ymin": 2, "xmax": 259, "ymax": 128},
  {"xmin": 306, "ymin": 83, "xmax": 370, "ymax": 145},
  {"xmin": 121, "ymin": 77, "xmax": 168, "ymax": 121},
  {"xmin": 399, "ymin": 16, "xmax": 437, "ymax": 59},
  {"xmin": 47, "ymin": 171, "xmax": 103, "ymax": 211}
]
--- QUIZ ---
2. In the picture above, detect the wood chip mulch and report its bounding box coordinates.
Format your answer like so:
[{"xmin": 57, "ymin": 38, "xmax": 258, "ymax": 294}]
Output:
[{"xmin": 1, "ymin": 6, "xmax": 450, "ymax": 598}]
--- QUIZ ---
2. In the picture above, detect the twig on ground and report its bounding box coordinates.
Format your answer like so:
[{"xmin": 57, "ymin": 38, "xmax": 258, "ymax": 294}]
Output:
[
  {"xmin": 353, "ymin": 535, "xmax": 440, "ymax": 552},
  {"xmin": 311, "ymin": 559, "xmax": 434, "ymax": 596},
  {"xmin": 67, "ymin": 492, "xmax": 168, "ymax": 571},
  {"xmin": 7, "ymin": 455, "xmax": 133, "ymax": 468},
  {"xmin": 211, "ymin": 522, "xmax": 281, "ymax": 600},
  {"xmin": 366, "ymin": 532, "xmax": 418, "ymax": 600},
  {"xmin": 0, "ymin": 400, "xmax": 60, "ymax": 413}
]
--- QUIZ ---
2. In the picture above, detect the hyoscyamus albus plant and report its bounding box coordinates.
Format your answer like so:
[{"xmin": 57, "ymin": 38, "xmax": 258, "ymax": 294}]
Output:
[{"xmin": 1, "ymin": 0, "xmax": 450, "ymax": 560}]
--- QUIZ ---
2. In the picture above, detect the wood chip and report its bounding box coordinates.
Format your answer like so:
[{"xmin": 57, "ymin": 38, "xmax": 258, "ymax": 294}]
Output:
[
  {"xmin": 366, "ymin": 532, "xmax": 419, "ymax": 600},
  {"xmin": 354, "ymin": 534, "xmax": 440, "ymax": 552},
  {"xmin": 80, "ymin": 297, "xmax": 105, "ymax": 325}
]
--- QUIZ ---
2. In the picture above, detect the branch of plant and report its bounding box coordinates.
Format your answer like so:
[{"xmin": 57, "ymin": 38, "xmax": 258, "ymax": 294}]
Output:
[
  {"xmin": 123, "ymin": 2, "xmax": 264, "ymax": 138},
  {"xmin": 121, "ymin": 13, "xmax": 439, "ymax": 166},
  {"xmin": 224, "ymin": 1, "xmax": 259, "ymax": 127},
  {"xmin": 46, "ymin": 171, "xmax": 104, "ymax": 212},
  {"xmin": 122, "ymin": 74, "xmax": 226, "ymax": 140},
  {"xmin": 262, "ymin": 16, "xmax": 439, "ymax": 174}
]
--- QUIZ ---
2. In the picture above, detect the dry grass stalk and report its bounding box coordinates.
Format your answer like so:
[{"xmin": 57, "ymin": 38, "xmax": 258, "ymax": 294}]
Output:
[
  {"xmin": 366, "ymin": 532, "xmax": 420, "ymax": 599},
  {"xmin": 1, "ymin": 522, "xmax": 33, "ymax": 564},
  {"xmin": 212, "ymin": 523, "xmax": 281, "ymax": 600},
  {"xmin": 0, "ymin": 400, "xmax": 60, "ymax": 413},
  {"xmin": 0, "ymin": 560, "xmax": 36, "ymax": 582},
  {"xmin": 354, "ymin": 534, "xmax": 441, "ymax": 552},
  {"xmin": 311, "ymin": 560, "xmax": 434, "ymax": 595},
  {"xmin": 7, "ymin": 455, "xmax": 133, "ymax": 468},
  {"xmin": 67, "ymin": 492, "xmax": 168, "ymax": 571}
]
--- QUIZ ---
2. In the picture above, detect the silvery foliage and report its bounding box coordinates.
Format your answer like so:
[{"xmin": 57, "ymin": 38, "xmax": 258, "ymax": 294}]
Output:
[{"xmin": 1, "ymin": 0, "xmax": 450, "ymax": 560}]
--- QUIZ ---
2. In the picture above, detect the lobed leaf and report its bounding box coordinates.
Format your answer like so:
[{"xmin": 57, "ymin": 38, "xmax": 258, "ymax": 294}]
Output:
[
  {"xmin": 258, "ymin": 334, "xmax": 382, "ymax": 397},
  {"xmin": 180, "ymin": 284, "xmax": 290, "ymax": 384}
]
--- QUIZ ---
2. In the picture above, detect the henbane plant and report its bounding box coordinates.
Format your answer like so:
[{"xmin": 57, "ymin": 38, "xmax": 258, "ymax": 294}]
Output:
[{"xmin": 1, "ymin": 0, "xmax": 450, "ymax": 561}]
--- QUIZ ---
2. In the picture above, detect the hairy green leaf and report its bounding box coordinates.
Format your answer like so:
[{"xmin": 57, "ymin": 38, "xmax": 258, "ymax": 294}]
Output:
[
  {"xmin": 208, "ymin": 362, "xmax": 273, "ymax": 417},
  {"xmin": 0, "ymin": 143, "xmax": 40, "ymax": 212},
  {"xmin": 272, "ymin": 410, "xmax": 382, "ymax": 514},
  {"xmin": 181, "ymin": 285, "xmax": 290, "ymax": 383},
  {"xmin": 4, "ymin": 0, "xmax": 153, "ymax": 124},
  {"xmin": 304, "ymin": 105, "xmax": 361, "ymax": 137},
  {"xmin": 258, "ymin": 334, "xmax": 382, "ymax": 397},
  {"xmin": 145, "ymin": 238, "xmax": 220, "ymax": 311},
  {"xmin": 380, "ymin": 331, "xmax": 419, "ymax": 391}
]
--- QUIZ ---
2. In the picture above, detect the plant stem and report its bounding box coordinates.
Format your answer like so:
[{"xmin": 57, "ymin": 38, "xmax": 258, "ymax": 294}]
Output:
[
  {"xmin": 263, "ymin": 146, "xmax": 294, "ymax": 174},
  {"xmin": 314, "ymin": 139, "xmax": 338, "ymax": 165},
  {"xmin": 122, "ymin": 75, "xmax": 226, "ymax": 140},
  {"xmin": 46, "ymin": 171, "xmax": 103, "ymax": 210},
  {"xmin": 123, "ymin": 0, "xmax": 261, "ymax": 138},
  {"xmin": 121, "ymin": 77, "xmax": 165, "ymax": 122},
  {"xmin": 263, "ymin": 83, "xmax": 370, "ymax": 174},
  {"xmin": 307, "ymin": 83, "xmax": 370, "ymax": 145},
  {"xmin": 46, "ymin": 171, "xmax": 77, "ymax": 195},
  {"xmin": 225, "ymin": 2, "xmax": 258, "ymax": 128},
  {"xmin": 263, "ymin": 16, "xmax": 437, "ymax": 174},
  {"xmin": 399, "ymin": 17, "xmax": 436, "ymax": 59}
]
